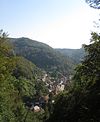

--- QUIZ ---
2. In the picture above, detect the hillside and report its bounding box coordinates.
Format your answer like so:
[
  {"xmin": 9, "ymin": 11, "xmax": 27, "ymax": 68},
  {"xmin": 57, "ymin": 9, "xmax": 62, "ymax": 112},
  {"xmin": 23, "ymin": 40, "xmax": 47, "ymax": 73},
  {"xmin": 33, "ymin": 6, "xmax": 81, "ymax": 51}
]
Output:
[
  {"xmin": 10, "ymin": 37, "xmax": 75, "ymax": 76},
  {"xmin": 0, "ymin": 32, "xmax": 49, "ymax": 122},
  {"xmin": 56, "ymin": 48, "xmax": 85, "ymax": 64}
]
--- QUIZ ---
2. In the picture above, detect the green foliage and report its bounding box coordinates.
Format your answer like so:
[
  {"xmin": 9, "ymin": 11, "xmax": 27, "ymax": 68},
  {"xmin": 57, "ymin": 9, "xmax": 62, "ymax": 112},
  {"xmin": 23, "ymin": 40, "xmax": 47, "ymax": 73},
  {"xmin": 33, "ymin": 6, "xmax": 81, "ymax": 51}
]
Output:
[
  {"xmin": 74, "ymin": 32, "xmax": 100, "ymax": 87},
  {"xmin": 1, "ymin": 29, "xmax": 99, "ymax": 122},
  {"xmin": 0, "ymin": 30, "xmax": 49, "ymax": 122},
  {"xmin": 47, "ymin": 32, "xmax": 100, "ymax": 122},
  {"xmin": 10, "ymin": 37, "xmax": 75, "ymax": 76},
  {"xmin": 0, "ymin": 30, "xmax": 13, "ymax": 57},
  {"xmin": 35, "ymin": 80, "xmax": 49, "ymax": 96},
  {"xmin": 56, "ymin": 48, "xmax": 85, "ymax": 64},
  {"xmin": 13, "ymin": 56, "xmax": 42, "ymax": 79}
]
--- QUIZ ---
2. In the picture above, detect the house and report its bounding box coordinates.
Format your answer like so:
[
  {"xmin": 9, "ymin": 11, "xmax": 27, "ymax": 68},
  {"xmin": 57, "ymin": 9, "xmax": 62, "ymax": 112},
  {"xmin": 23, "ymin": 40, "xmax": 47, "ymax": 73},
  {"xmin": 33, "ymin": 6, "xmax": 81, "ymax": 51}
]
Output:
[{"xmin": 34, "ymin": 105, "xmax": 41, "ymax": 112}]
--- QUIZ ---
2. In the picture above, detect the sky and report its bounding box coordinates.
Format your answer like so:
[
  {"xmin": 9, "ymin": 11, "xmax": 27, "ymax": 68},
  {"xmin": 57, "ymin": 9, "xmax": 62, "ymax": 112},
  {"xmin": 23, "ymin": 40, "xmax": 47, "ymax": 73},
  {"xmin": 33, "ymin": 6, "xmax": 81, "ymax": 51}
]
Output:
[{"xmin": 0, "ymin": 0, "xmax": 99, "ymax": 49}]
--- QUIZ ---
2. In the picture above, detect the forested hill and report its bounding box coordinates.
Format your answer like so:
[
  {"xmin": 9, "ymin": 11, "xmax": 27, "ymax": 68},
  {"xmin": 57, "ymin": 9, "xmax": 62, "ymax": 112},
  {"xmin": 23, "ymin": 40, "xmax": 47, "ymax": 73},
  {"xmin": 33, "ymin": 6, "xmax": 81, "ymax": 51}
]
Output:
[
  {"xmin": 56, "ymin": 48, "xmax": 85, "ymax": 64},
  {"xmin": 1, "ymin": 30, "xmax": 100, "ymax": 122},
  {"xmin": 0, "ymin": 31, "xmax": 49, "ymax": 122},
  {"xmin": 10, "ymin": 37, "xmax": 76, "ymax": 76}
]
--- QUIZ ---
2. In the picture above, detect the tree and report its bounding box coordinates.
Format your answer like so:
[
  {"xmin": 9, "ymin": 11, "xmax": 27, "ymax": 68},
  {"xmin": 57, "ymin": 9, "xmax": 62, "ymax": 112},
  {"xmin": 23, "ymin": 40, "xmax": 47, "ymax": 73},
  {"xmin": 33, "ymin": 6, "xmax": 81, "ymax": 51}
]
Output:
[
  {"xmin": 0, "ymin": 30, "xmax": 13, "ymax": 57},
  {"xmin": 46, "ymin": 32, "xmax": 100, "ymax": 122},
  {"xmin": 0, "ymin": 30, "xmax": 49, "ymax": 122},
  {"xmin": 85, "ymin": 0, "xmax": 100, "ymax": 9}
]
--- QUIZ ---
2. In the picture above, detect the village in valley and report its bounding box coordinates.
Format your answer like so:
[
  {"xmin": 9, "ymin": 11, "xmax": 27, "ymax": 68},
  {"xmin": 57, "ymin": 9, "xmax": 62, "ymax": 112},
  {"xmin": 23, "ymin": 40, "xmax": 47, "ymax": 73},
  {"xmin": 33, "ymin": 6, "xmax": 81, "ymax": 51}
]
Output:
[{"xmin": 28, "ymin": 72, "xmax": 73, "ymax": 113}]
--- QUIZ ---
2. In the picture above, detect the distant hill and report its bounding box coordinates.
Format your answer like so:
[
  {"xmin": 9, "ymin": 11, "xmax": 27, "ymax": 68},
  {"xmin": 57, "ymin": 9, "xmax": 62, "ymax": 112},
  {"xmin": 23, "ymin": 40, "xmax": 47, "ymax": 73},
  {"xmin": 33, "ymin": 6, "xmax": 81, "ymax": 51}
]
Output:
[
  {"xmin": 55, "ymin": 48, "xmax": 85, "ymax": 64},
  {"xmin": 10, "ymin": 37, "xmax": 75, "ymax": 76}
]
